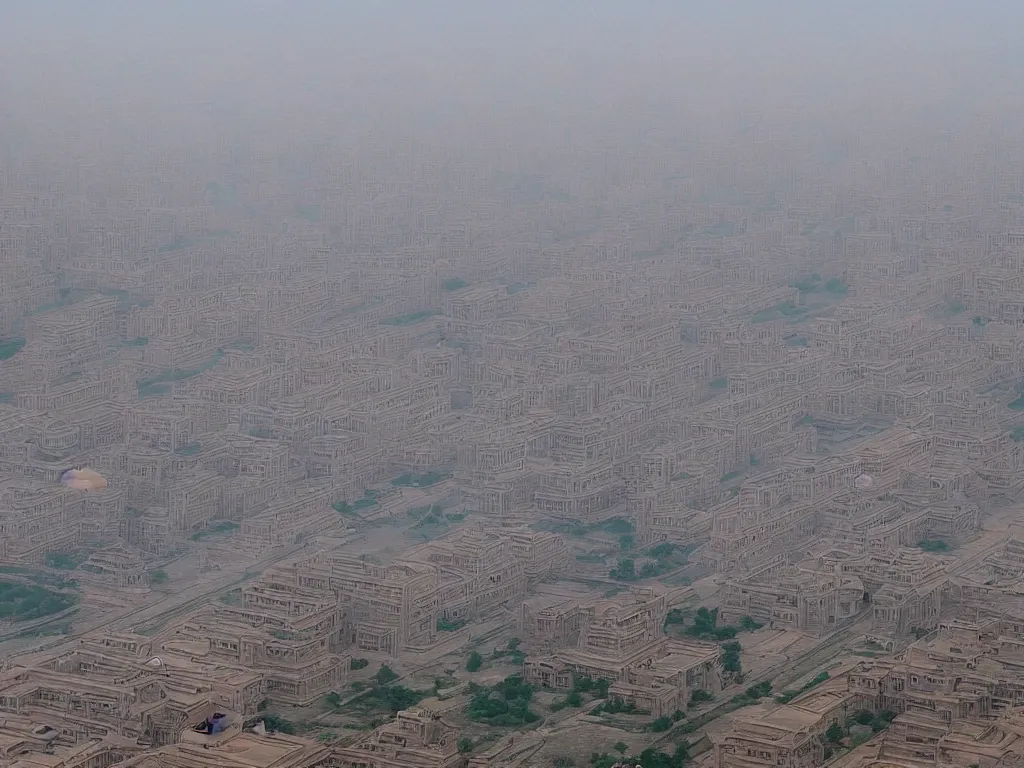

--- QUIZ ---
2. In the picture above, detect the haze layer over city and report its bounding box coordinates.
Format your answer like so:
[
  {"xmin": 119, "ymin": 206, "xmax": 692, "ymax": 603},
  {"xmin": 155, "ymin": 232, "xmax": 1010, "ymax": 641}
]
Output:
[{"xmin": 4, "ymin": 2, "xmax": 1024, "ymax": 767}]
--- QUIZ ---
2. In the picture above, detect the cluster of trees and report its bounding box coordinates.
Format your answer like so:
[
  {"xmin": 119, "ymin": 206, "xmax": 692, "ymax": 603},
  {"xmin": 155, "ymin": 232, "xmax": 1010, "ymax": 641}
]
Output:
[
  {"xmin": 721, "ymin": 641, "xmax": 742, "ymax": 676},
  {"xmin": 487, "ymin": 637, "xmax": 526, "ymax": 666},
  {"xmin": 822, "ymin": 710, "xmax": 894, "ymax": 756},
  {"xmin": 467, "ymin": 675, "xmax": 540, "ymax": 726},
  {"xmin": 609, "ymin": 542, "xmax": 691, "ymax": 581},
  {"xmin": 550, "ymin": 674, "xmax": 610, "ymax": 712},
  {"xmin": 591, "ymin": 695, "xmax": 643, "ymax": 716},
  {"xmin": 650, "ymin": 709, "xmax": 686, "ymax": 731},
  {"xmin": 727, "ymin": 680, "xmax": 772, "ymax": 709},
  {"xmin": 589, "ymin": 742, "xmax": 691, "ymax": 768},
  {"xmin": 465, "ymin": 640, "xmax": 526, "ymax": 672},
  {"xmin": 332, "ymin": 490, "xmax": 380, "ymax": 516},
  {"xmin": 847, "ymin": 708, "xmax": 895, "ymax": 733},
  {"xmin": 328, "ymin": 663, "xmax": 426, "ymax": 715},
  {"xmin": 665, "ymin": 607, "xmax": 760, "ymax": 642}
]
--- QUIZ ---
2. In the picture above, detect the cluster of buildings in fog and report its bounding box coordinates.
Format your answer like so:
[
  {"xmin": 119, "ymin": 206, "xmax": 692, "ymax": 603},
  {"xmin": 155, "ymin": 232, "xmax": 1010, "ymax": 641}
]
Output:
[{"xmin": 5, "ymin": 5, "xmax": 1024, "ymax": 767}]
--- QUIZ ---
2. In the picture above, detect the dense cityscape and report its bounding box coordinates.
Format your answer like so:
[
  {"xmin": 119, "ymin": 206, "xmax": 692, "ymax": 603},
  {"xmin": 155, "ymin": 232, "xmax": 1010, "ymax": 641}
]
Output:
[{"xmin": 2, "ymin": 4, "xmax": 1024, "ymax": 768}]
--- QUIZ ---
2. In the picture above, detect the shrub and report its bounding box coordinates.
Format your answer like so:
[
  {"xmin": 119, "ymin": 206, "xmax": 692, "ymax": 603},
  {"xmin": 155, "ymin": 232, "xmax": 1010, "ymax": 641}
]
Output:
[
  {"xmin": 651, "ymin": 715, "xmax": 673, "ymax": 732},
  {"xmin": 261, "ymin": 714, "xmax": 296, "ymax": 734},
  {"xmin": 688, "ymin": 689, "xmax": 713, "ymax": 707},
  {"xmin": 825, "ymin": 723, "xmax": 846, "ymax": 743}
]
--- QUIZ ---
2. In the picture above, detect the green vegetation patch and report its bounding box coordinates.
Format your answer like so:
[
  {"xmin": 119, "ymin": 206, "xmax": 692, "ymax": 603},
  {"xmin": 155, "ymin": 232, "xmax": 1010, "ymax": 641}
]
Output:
[
  {"xmin": 824, "ymin": 278, "xmax": 848, "ymax": 295},
  {"xmin": 442, "ymin": 277, "xmax": 469, "ymax": 291},
  {"xmin": 123, "ymin": 337, "xmax": 149, "ymax": 346},
  {"xmin": 137, "ymin": 350, "xmax": 225, "ymax": 395},
  {"xmin": 848, "ymin": 708, "xmax": 895, "ymax": 733},
  {"xmin": 590, "ymin": 743, "xmax": 691, "ymax": 768},
  {"xmin": 391, "ymin": 471, "xmax": 451, "ymax": 487},
  {"xmin": 592, "ymin": 696, "xmax": 645, "ymax": 715},
  {"xmin": 609, "ymin": 542, "xmax": 696, "ymax": 581},
  {"xmin": 0, "ymin": 580, "xmax": 77, "ymax": 622},
  {"xmin": 775, "ymin": 671, "xmax": 829, "ymax": 703},
  {"xmin": 938, "ymin": 299, "xmax": 966, "ymax": 317},
  {"xmin": 189, "ymin": 521, "xmax": 239, "ymax": 541},
  {"xmin": 408, "ymin": 503, "xmax": 446, "ymax": 519},
  {"xmin": 45, "ymin": 552, "xmax": 86, "ymax": 570},
  {"xmin": 468, "ymin": 676, "xmax": 540, "ymax": 726},
  {"xmin": 0, "ymin": 338, "xmax": 26, "ymax": 360},
  {"xmin": 333, "ymin": 491, "xmax": 380, "ymax": 516},
  {"xmin": 437, "ymin": 616, "xmax": 467, "ymax": 632},
  {"xmin": 380, "ymin": 310, "xmax": 439, "ymax": 326},
  {"xmin": 790, "ymin": 274, "xmax": 822, "ymax": 293},
  {"xmin": 751, "ymin": 301, "xmax": 810, "ymax": 324},
  {"xmin": 335, "ymin": 665, "xmax": 427, "ymax": 715},
  {"xmin": 916, "ymin": 538, "xmax": 951, "ymax": 553},
  {"xmin": 665, "ymin": 607, "xmax": 761, "ymax": 649}
]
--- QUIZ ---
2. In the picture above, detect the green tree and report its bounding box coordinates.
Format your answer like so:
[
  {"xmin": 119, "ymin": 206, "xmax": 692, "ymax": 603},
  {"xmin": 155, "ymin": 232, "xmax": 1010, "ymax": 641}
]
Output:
[
  {"xmin": 609, "ymin": 559, "xmax": 635, "ymax": 580},
  {"xmin": 466, "ymin": 651, "xmax": 483, "ymax": 672},
  {"xmin": 613, "ymin": 742, "xmax": 628, "ymax": 755},
  {"xmin": 739, "ymin": 615, "xmax": 762, "ymax": 632},
  {"xmin": 458, "ymin": 737, "xmax": 473, "ymax": 753},
  {"xmin": 720, "ymin": 640, "xmax": 742, "ymax": 675},
  {"xmin": 375, "ymin": 664, "xmax": 399, "ymax": 685},
  {"xmin": 688, "ymin": 689, "xmax": 713, "ymax": 707},
  {"xmin": 651, "ymin": 715, "xmax": 673, "ymax": 732},
  {"xmin": 825, "ymin": 723, "xmax": 846, "ymax": 743}
]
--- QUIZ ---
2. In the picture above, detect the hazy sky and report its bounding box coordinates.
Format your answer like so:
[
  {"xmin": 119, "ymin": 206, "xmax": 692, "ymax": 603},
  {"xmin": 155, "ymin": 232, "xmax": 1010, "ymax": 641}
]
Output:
[{"xmin": 2, "ymin": 1, "xmax": 1023, "ymax": 152}]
